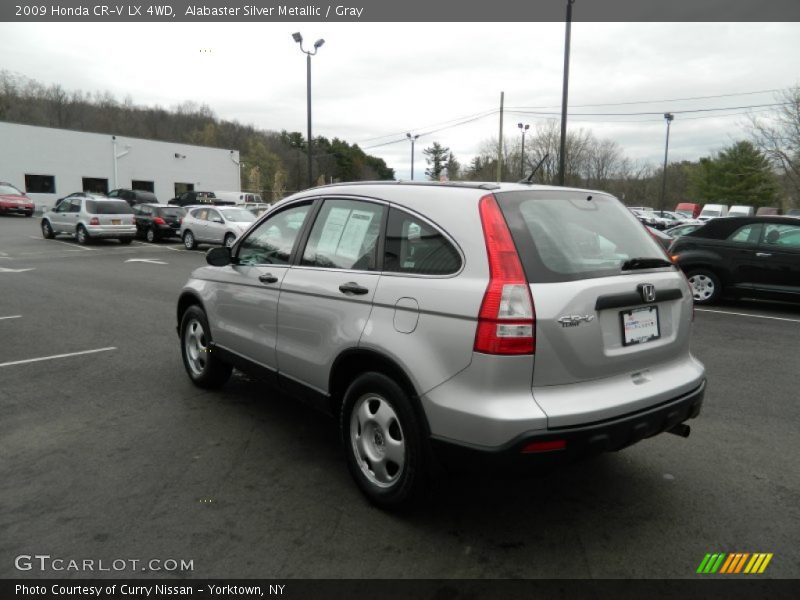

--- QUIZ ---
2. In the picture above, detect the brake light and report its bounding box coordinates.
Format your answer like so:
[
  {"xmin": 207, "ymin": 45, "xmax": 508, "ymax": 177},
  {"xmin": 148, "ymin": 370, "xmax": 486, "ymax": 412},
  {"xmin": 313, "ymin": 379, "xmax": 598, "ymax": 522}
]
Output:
[
  {"xmin": 474, "ymin": 194, "xmax": 535, "ymax": 355},
  {"xmin": 89, "ymin": 217, "xmax": 99, "ymax": 225},
  {"xmin": 153, "ymin": 217, "xmax": 166, "ymax": 225}
]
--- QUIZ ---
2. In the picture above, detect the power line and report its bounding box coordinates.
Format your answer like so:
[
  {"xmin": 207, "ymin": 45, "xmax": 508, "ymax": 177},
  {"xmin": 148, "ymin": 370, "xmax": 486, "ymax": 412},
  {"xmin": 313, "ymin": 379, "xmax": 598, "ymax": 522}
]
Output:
[{"xmin": 508, "ymin": 102, "xmax": 790, "ymax": 117}]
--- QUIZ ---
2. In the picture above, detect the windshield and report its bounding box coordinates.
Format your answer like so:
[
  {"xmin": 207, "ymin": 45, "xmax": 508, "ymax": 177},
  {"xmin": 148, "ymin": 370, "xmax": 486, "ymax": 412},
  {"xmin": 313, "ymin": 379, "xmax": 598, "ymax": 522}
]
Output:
[
  {"xmin": 0, "ymin": 183, "xmax": 24, "ymax": 195},
  {"xmin": 495, "ymin": 190, "xmax": 668, "ymax": 283},
  {"xmin": 221, "ymin": 208, "xmax": 256, "ymax": 222}
]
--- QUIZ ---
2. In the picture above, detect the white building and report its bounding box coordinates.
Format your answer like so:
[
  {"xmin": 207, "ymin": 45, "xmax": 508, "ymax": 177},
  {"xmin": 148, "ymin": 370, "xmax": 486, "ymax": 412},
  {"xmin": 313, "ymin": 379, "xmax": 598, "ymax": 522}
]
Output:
[{"xmin": 0, "ymin": 121, "xmax": 241, "ymax": 211}]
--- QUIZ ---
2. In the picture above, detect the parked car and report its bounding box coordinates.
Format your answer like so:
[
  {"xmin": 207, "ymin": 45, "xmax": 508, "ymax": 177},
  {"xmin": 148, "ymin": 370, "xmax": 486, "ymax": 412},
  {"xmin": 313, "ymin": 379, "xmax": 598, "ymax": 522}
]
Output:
[
  {"xmin": 168, "ymin": 191, "xmax": 229, "ymax": 207},
  {"xmin": 629, "ymin": 208, "xmax": 660, "ymax": 228},
  {"xmin": 215, "ymin": 191, "xmax": 264, "ymax": 204},
  {"xmin": 728, "ymin": 205, "xmax": 754, "ymax": 217},
  {"xmin": 240, "ymin": 202, "xmax": 271, "ymax": 216},
  {"xmin": 0, "ymin": 182, "xmax": 34, "ymax": 217},
  {"xmin": 756, "ymin": 207, "xmax": 781, "ymax": 216},
  {"xmin": 176, "ymin": 181, "xmax": 706, "ymax": 508},
  {"xmin": 646, "ymin": 225, "xmax": 673, "ymax": 251},
  {"xmin": 41, "ymin": 194, "xmax": 136, "ymax": 244},
  {"xmin": 671, "ymin": 216, "xmax": 800, "ymax": 304},
  {"xmin": 675, "ymin": 202, "xmax": 702, "ymax": 219},
  {"xmin": 698, "ymin": 204, "xmax": 728, "ymax": 222},
  {"xmin": 786, "ymin": 208, "xmax": 800, "ymax": 218},
  {"xmin": 108, "ymin": 188, "xmax": 159, "ymax": 207},
  {"xmin": 652, "ymin": 210, "xmax": 689, "ymax": 228},
  {"xmin": 180, "ymin": 205, "xmax": 256, "ymax": 249},
  {"xmin": 133, "ymin": 203, "xmax": 186, "ymax": 242},
  {"xmin": 664, "ymin": 222, "xmax": 704, "ymax": 239}
]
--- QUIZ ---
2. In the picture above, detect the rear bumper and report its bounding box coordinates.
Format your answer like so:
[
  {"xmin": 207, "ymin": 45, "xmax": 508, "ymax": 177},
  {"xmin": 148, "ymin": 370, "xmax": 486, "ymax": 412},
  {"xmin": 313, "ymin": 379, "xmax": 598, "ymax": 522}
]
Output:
[
  {"xmin": 0, "ymin": 205, "xmax": 34, "ymax": 215},
  {"xmin": 431, "ymin": 379, "xmax": 705, "ymax": 470},
  {"xmin": 86, "ymin": 226, "xmax": 137, "ymax": 238}
]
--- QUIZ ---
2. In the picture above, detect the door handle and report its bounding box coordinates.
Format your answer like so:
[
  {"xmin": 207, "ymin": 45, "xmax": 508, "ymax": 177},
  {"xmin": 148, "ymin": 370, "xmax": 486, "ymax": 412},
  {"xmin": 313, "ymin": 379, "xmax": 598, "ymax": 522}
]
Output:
[
  {"xmin": 755, "ymin": 252, "xmax": 772, "ymax": 258},
  {"xmin": 258, "ymin": 273, "xmax": 279, "ymax": 284},
  {"xmin": 339, "ymin": 282, "xmax": 369, "ymax": 295}
]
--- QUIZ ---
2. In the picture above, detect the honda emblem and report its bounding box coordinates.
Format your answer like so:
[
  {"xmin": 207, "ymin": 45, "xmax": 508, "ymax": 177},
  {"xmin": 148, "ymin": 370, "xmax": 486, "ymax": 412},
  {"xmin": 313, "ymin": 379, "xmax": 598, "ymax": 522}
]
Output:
[{"xmin": 639, "ymin": 283, "xmax": 656, "ymax": 303}]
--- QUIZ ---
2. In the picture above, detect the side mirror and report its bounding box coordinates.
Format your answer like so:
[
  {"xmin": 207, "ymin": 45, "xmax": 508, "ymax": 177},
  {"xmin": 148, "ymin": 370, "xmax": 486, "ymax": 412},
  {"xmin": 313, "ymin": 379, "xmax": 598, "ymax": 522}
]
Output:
[
  {"xmin": 212, "ymin": 217, "xmax": 224, "ymax": 224},
  {"xmin": 206, "ymin": 246, "xmax": 232, "ymax": 267}
]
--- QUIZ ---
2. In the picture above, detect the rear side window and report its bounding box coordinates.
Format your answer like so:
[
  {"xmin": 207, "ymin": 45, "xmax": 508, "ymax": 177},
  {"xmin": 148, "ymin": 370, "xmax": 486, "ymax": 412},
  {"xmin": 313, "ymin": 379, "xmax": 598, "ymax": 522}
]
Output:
[
  {"xmin": 85, "ymin": 200, "xmax": 134, "ymax": 214},
  {"xmin": 496, "ymin": 191, "xmax": 666, "ymax": 283},
  {"xmin": 384, "ymin": 208, "xmax": 461, "ymax": 275},
  {"xmin": 728, "ymin": 224, "xmax": 761, "ymax": 244},
  {"xmin": 302, "ymin": 199, "xmax": 385, "ymax": 271}
]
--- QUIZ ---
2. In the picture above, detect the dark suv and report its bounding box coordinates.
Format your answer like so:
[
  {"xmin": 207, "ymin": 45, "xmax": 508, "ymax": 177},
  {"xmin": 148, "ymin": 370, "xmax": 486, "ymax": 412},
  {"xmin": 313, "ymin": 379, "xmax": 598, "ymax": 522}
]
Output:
[
  {"xmin": 133, "ymin": 204, "xmax": 186, "ymax": 242},
  {"xmin": 671, "ymin": 216, "xmax": 800, "ymax": 304},
  {"xmin": 108, "ymin": 189, "xmax": 159, "ymax": 207},
  {"xmin": 168, "ymin": 191, "xmax": 229, "ymax": 207}
]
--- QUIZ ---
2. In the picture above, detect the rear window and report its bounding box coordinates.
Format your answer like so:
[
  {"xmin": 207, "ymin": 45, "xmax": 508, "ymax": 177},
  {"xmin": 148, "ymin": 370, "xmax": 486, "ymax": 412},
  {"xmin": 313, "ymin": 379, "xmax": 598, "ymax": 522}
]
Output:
[
  {"xmin": 156, "ymin": 207, "xmax": 186, "ymax": 218},
  {"xmin": 495, "ymin": 190, "xmax": 667, "ymax": 283},
  {"xmin": 85, "ymin": 200, "xmax": 134, "ymax": 215}
]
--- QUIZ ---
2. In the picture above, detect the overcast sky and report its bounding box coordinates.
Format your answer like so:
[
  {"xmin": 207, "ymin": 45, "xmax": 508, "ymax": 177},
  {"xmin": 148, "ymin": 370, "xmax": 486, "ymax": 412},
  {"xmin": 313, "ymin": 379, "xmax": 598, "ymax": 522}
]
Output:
[{"xmin": 1, "ymin": 22, "xmax": 798, "ymax": 179}]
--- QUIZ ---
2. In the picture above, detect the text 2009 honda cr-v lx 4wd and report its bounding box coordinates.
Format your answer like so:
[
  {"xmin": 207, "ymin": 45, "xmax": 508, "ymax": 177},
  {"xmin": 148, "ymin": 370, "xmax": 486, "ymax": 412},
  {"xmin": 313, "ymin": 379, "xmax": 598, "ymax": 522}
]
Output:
[{"xmin": 176, "ymin": 182, "xmax": 706, "ymax": 508}]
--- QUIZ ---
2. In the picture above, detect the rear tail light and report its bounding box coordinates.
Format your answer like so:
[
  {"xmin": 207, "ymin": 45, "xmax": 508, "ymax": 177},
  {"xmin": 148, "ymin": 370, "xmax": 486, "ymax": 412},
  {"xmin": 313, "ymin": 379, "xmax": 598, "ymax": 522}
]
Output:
[
  {"xmin": 89, "ymin": 217, "xmax": 100, "ymax": 225},
  {"xmin": 153, "ymin": 217, "xmax": 166, "ymax": 225},
  {"xmin": 474, "ymin": 194, "xmax": 535, "ymax": 355}
]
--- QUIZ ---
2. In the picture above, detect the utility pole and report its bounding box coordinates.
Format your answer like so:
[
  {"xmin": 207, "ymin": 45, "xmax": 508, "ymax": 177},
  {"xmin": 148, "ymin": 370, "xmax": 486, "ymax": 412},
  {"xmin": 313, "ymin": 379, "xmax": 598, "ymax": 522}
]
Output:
[
  {"xmin": 497, "ymin": 91, "xmax": 504, "ymax": 183},
  {"xmin": 558, "ymin": 0, "xmax": 575, "ymax": 186},
  {"xmin": 660, "ymin": 113, "xmax": 674, "ymax": 214}
]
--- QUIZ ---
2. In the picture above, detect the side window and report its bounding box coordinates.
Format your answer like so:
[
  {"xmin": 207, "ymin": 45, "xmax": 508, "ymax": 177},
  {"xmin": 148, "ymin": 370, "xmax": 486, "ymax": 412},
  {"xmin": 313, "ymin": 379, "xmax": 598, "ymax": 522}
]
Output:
[
  {"xmin": 763, "ymin": 224, "xmax": 800, "ymax": 248},
  {"xmin": 728, "ymin": 224, "xmax": 761, "ymax": 244},
  {"xmin": 301, "ymin": 199, "xmax": 385, "ymax": 271},
  {"xmin": 207, "ymin": 209, "xmax": 221, "ymax": 223},
  {"xmin": 384, "ymin": 208, "xmax": 462, "ymax": 275},
  {"xmin": 69, "ymin": 199, "xmax": 82, "ymax": 213},
  {"xmin": 193, "ymin": 209, "xmax": 208, "ymax": 221},
  {"xmin": 237, "ymin": 203, "xmax": 312, "ymax": 266}
]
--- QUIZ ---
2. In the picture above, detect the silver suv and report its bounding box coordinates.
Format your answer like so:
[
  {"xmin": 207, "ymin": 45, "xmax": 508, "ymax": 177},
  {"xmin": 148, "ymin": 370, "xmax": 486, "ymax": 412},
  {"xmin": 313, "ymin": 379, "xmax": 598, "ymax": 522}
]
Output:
[
  {"xmin": 42, "ymin": 194, "xmax": 136, "ymax": 244},
  {"xmin": 176, "ymin": 182, "xmax": 706, "ymax": 508}
]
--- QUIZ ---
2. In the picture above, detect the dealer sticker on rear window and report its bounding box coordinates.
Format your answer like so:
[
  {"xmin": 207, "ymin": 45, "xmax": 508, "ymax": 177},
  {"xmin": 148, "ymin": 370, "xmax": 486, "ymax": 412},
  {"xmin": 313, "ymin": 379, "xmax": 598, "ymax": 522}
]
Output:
[{"xmin": 621, "ymin": 306, "xmax": 660, "ymax": 346}]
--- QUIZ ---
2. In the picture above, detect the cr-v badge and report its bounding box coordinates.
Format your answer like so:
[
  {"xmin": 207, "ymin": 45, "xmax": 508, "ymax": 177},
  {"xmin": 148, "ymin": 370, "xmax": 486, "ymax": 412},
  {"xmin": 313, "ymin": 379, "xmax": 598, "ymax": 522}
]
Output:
[{"xmin": 558, "ymin": 314, "xmax": 595, "ymax": 328}]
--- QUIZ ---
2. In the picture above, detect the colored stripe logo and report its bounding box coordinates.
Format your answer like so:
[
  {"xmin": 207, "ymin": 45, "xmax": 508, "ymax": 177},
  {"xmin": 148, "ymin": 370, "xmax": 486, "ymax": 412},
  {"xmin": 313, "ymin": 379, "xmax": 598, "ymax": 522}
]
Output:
[{"xmin": 696, "ymin": 553, "xmax": 773, "ymax": 574}]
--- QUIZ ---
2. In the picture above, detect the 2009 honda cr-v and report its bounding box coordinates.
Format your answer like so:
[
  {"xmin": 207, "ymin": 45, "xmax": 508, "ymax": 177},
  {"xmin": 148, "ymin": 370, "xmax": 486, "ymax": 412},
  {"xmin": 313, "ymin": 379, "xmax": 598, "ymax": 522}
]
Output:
[{"xmin": 176, "ymin": 182, "xmax": 706, "ymax": 508}]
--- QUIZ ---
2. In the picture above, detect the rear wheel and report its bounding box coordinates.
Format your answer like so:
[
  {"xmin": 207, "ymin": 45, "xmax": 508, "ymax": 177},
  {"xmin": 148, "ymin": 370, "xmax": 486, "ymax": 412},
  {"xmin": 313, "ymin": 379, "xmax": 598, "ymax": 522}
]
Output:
[
  {"xmin": 341, "ymin": 372, "xmax": 429, "ymax": 510},
  {"xmin": 146, "ymin": 228, "xmax": 157, "ymax": 243},
  {"xmin": 686, "ymin": 269, "xmax": 721, "ymax": 304},
  {"xmin": 183, "ymin": 230, "xmax": 196, "ymax": 250},
  {"xmin": 76, "ymin": 225, "xmax": 90, "ymax": 245},
  {"xmin": 41, "ymin": 220, "xmax": 54, "ymax": 239},
  {"xmin": 179, "ymin": 305, "xmax": 232, "ymax": 388}
]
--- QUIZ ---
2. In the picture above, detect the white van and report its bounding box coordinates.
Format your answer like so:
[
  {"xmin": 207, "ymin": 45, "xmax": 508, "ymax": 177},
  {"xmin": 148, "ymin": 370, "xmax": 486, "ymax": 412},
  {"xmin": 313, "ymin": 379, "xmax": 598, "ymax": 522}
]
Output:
[
  {"xmin": 214, "ymin": 191, "xmax": 264, "ymax": 205},
  {"xmin": 698, "ymin": 203, "xmax": 728, "ymax": 221},
  {"xmin": 728, "ymin": 205, "xmax": 754, "ymax": 217}
]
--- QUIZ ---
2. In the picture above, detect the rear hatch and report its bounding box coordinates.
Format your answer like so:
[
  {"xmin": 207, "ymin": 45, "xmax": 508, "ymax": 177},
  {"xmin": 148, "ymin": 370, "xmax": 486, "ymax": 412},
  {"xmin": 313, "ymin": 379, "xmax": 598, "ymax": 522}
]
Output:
[
  {"xmin": 86, "ymin": 200, "xmax": 135, "ymax": 228},
  {"xmin": 495, "ymin": 189, "xmax": 699, "ymax": 426},
  {"xmin": 158, "ymin": 206, "xmax": 186, "ymax": 231}
]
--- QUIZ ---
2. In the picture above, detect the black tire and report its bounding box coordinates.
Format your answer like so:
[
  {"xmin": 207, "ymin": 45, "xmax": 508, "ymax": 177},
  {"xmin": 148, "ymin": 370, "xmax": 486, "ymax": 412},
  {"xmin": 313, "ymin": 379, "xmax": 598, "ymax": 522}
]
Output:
[
  {"xmin": 179, "ymin": 305, "xmax": 232, "ymax": 389},
  {"xmin": 41, "ymin": 220, "xmax": 55, "ymax": 239},
  {"xmin": 223, "ymin": 233, "xmax": 236, "ymax": 248},
  {"xmin": 119, "ymin": 237, "xmax": 133, "ymax": 245},
  {"xmin": 686, "ymin": 268, "xmax": 721, "ymax": 305},
  {"xmin": 76, "ymin": 225, "xmax": 90, "ymax": 245},
  {"xmin": 146, "ymin": 228, "xmax": 157, "ymax": 243},
  {"xmin": 183, "ymin": 230, "xmax": 197, "ymax": 250},
  {"xmin": 341, "ymin": 372, "xmax": 429, "ymax": 510}
]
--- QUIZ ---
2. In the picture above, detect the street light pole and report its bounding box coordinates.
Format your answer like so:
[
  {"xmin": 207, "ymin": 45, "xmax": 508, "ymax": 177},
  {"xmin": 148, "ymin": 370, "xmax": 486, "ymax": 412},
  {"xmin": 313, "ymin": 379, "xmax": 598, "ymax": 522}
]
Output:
[
  {"xmin": 660, "ymin": 113, "xmax": 674, "ymax": 214},
  {"xmin": 518, "ymin": 123, "xmax": 529, "ymax": 178},
  {"xmin": 406, "ymin": 132, "xmax": 419, "ymax": 180},
  {"xmin": 292, "ymin": 32, "xmax": 325, "ymax": 189},
  {"xmin": 558, "ymin": 0, "xmax": 575, "ymax": 186}
]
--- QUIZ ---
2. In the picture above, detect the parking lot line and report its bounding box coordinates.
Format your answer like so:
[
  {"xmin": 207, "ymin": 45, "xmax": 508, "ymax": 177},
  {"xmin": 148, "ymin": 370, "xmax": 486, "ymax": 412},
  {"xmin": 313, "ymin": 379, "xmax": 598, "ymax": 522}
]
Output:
[
  {"xmin": 0, "ymin": 346, "xmax": 117, "ymax": 368},
  {"xmin": 695, "ymin": 308, "xmax": 800, "ymax": 324},
  {"xmin": 0, "ymin": 315, "xmax": 22, "ymax": 320}
]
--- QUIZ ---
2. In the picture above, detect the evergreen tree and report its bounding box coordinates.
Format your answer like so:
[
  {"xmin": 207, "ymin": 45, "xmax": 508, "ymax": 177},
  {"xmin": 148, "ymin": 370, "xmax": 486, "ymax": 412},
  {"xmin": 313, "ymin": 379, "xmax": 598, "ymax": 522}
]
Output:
[{"xmin": 423, "ymin": 142, "xmax": 450, "ymax": 180}]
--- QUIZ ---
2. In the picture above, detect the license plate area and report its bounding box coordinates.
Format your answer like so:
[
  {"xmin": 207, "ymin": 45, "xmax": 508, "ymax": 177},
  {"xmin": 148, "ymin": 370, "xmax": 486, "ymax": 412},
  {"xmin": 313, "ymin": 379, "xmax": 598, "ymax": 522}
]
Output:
[
  {"xmin": 111, "ymin": 219, "xmax": 121, "ymax": 225},
  {"xmin": 620, "ymin": 306, "xmax": 660, "ymax": 346}
]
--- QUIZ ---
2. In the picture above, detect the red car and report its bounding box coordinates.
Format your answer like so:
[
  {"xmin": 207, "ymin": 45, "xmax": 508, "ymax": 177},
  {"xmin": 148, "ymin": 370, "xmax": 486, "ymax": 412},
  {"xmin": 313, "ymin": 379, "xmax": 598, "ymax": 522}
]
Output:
[{"xmin": 0, "ymin": 182, "xmax": 35, "ymax": 217}]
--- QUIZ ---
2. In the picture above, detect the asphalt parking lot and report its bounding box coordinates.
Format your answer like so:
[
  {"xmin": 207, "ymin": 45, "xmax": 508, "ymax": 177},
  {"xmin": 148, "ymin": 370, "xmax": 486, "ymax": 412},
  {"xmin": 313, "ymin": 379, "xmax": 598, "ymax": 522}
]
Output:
[{"xmin": 1, "ymin": 214, "xmax": 798, "ymax": 580}]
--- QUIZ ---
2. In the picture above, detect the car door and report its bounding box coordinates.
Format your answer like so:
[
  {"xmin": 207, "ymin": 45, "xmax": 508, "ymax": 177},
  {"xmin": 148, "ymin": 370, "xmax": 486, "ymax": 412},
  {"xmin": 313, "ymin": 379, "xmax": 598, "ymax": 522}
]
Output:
[
  {"xmin": 205, "ymin": 208, "xmax": 225, "ymax": 243},
  {"xmin": 189, "ymin": 208, "xmax": 209, "ymax": 241},
  {"xmin": 210, "ymin": 201, "xmax": 314, "ymax": 374},
  {"xmin": 49, "ymin": 199, "xmax": 72, "ymax": 232},
  {"xmin": 65, "ymin": 198, "xmax": 82, "ymax": 234},
  {"xmin": 135, "ymin": 204, "xmax": 152, "ymax": 236},
  {"xmin": 752, "ymin": 222, "xmax": 800, "ymax": 295},
  {"xmin": 718, "ymin": 222, "xmax": 763, "ymax": 290},
  {"xmin": 276, "ymin": 197, "xmax": 386, "ymax": 393}
]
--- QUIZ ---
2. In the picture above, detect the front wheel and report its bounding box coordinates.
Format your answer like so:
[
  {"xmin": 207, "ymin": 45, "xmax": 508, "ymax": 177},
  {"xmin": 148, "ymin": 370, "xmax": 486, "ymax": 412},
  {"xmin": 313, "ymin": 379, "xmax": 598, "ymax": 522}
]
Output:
[
  {"xmin": 686, "ymin": 269, "xmax": 721, "ymax": 304},
  {"xmin": 183, "ymin": 230, "xmax": 197, "ymax": 250},
  {"xmin": 223, "ymin": 233, "xmax": 236, "ymax": 248},
  {"xmin": 341, "ymin": 372, "xmax": 429, "ymax": 510},
  {"xmin": 179, "ymin": 305, "xmax": 232, "ymax": 388}
]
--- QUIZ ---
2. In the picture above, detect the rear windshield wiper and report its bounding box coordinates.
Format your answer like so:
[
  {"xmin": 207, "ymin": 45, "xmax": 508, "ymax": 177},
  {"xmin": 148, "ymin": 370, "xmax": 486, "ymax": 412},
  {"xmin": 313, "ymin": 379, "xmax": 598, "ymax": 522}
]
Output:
[{"xmin": 620, "ymin": 257, "xmax": 673, "ymax": 271}]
